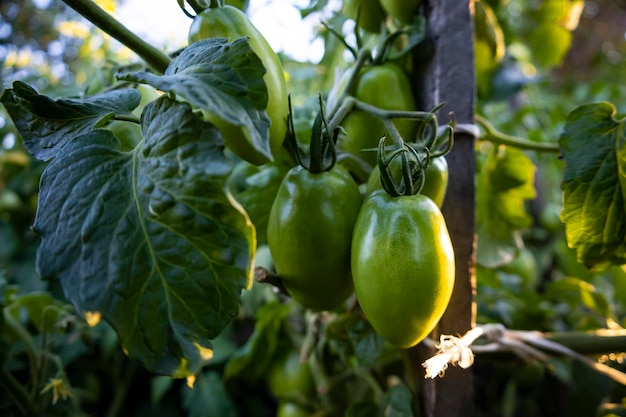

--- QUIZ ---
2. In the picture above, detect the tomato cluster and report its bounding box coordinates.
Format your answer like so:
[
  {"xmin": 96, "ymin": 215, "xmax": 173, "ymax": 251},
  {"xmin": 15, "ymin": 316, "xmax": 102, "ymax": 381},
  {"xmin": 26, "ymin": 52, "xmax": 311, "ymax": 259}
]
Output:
[
  {"xmin": 188, "ymin": 1, "xmax": 454, "ymax": 351},
  {"xmin": 267, "ymin": 58, "xmax": 455, "ymax": 349}
]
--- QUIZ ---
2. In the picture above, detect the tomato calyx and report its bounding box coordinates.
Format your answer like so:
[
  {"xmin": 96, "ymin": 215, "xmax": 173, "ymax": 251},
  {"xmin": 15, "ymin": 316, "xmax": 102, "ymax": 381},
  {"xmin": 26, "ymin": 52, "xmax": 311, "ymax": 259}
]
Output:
[
  {"xmin": 286, "ymin": 95, "xmax": 340, "ymax": 174},
  {"xmin": 378, "ymin": 139, "xmax": 427, "ymax": 197},
  {"xmin": 375, "ymin": 104, "xmax": 455, "ymax": 197}
]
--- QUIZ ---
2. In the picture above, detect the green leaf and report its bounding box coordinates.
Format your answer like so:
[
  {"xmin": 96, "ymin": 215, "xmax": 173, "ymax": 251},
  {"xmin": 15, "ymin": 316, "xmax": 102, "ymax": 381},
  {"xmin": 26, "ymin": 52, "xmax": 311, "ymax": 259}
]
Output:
[
  {"xmin": 559, "ymin": 102, "xmax": 626, "ymax": 270},
  {"xmin": 227, "ymin": 161, "xmax": 290, "ymax": 245},
  {"xmin": 32, "ymin": 97, "xmax": 255, "ymax": 377},
  {"xmin": 223, "ymin": 300, "xmax": 291, "ymax": 381},
  {"xmin": 383, "ymin": 383, "xmax": 414, "ymax": 417},
  {"xmin": 118, "ymin": 37, "xmax": 272, "ymax": 162},
  {"xmin": 182, "ymin": 371, "xmax": 238, "ymax": 417},
  {"xmin": 326, "ymin": 312, "xmax": 386, "ymax": 368},
  {"xmin": 527, "ymin": 0, "xmax": 584, "ymax": 69},
  {"xmin": 477, "ymin": 146, "xmax": 536, "ymax": 268},
  {"xmin": 474, "ymin": 0, "xmax": 505, "ymax": 98},
  {"xmin": 0, "ymin": 81, "xmax": 141, "ymax": 161}
]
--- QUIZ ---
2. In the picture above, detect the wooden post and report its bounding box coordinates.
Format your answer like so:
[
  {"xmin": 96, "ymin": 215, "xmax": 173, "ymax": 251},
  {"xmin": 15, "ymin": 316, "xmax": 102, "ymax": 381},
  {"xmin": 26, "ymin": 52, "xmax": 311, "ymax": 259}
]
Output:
[{"xmin": 413, "ymin": 0, "xmax": 476, "ymax": 416}]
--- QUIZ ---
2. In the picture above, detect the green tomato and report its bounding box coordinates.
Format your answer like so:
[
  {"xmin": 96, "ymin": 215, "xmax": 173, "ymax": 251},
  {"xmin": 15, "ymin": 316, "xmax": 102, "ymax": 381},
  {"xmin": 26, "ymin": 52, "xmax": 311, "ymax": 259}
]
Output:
[
  {"xmin": 343, "ymin": 0, "xmax": 387, "ymax": 33},
  {"xmin": 327, "ymin": 63, "xmax": 416, "ymax": 168},
  {"xmin": 188, "ymin": 5, "xmax": 289, "ymax": 165},
  {"xmin": 499, "ymin": 247, "xmax": 538, "ymax": 289},
  {"xmin": 268, "ymin": 350, "xmax": 315, "ymax": 402},
  {"xmin": 267, "ymin": 165, "xmax": 362, "ymax": 311},
  {"xmin": 276, "ymin": 402, "xmax": 311, "ymax": 417},
  {"xmin": 379, "ymin": 0, "xmax": 421, "ymax": 24},
  {"xmin": 365, "ymin": 156, "xmax": 449, "ymax": 207},
  {"xmin": 351, "ymin": 190, "xmax": 455, "ymax": 348}
]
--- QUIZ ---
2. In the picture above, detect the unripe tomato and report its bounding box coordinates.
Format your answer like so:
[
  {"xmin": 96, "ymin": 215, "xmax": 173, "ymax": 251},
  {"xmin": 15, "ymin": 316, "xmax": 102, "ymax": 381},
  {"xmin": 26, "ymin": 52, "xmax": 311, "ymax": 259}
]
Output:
[
  {"xmin": 189, "ymin": 5, "xmax": 289, "ymax": 165},
  {"xmin": 343, "ymin": 0, "xmax": 387, "ymax": 33},
  {"xmin": 268, "ymin": 349, "xmax": 315, "ymax": 403},
  {"xmin": 267, "ymin": 165, "xmax": 362, "ymax": 311},
  {"xmin": 276, "ymin": 402, "xmax": 311, "ymax": 417},
  {"xmin": 379, "ymin": 0, "xmax": 421, "ymax": 25},
  {"xmin": 499, "ymin": 247, "xmax": 538, "ymax": 289},
  {"xmin": 351, "ymin": 190, "xmax": 455, "ymax": 348},
  {"xmin": 365, "ymin": 156, "xmax": 449, "ymax": 207},
  {"xmin": 327, "ymin": 63, "xmax": 416, "ymax": 168}
]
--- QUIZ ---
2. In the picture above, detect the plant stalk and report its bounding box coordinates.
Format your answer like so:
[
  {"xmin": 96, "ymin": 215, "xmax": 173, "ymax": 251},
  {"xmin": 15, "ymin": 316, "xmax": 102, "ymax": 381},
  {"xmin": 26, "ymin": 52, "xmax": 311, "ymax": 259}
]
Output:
[
  {"xmin": 61, "ymin": 0, "xmax": 171, "ymax": 74},
  {"xmin": 475, "ymin": 114, "xmax": 560, "ymax": 153},
  {"xmin": 0, "ymin": 368, "xmax": 38, "ymax": 416}
]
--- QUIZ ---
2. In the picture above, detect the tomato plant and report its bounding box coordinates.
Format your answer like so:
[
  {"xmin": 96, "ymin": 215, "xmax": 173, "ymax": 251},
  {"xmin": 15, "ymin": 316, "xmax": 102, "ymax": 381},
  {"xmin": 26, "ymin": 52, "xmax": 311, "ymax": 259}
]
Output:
[{"xmin": 1, "ymin": 0, "xmax": 626, "ymax": 416}]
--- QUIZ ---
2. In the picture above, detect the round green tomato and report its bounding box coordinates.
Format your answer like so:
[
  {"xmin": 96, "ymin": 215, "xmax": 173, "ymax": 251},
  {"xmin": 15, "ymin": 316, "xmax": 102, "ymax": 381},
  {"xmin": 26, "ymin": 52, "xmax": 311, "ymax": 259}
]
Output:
[
  {"xmin": 327, "ymin": 63, "xmax": 416, "ymax": 168},
  {"xmin": 268, "ymin": 350, "xmax": 315, "ymax": 402},
  {"xmin": 189, "ymin": 5, "xmax": 289, "ymax": 165},
  {"xmin": 276, "ymin": 402, "xmax": 311, "ymax": 417},
  {"xmin": 351, "ymin": 190, "xmax": 455, "ymax": 348},
  {"xmin": 499, "ymin": 247, "xmax": 538, "ymax": 289},
  {"xmin": 379, "ymin": 0, "xmax": 421, "ymax": 24},
  {"xmin": 343, "ymin": 0, "xmax": 387, "ymax": 33},
  {"xmin": 365, "ymin": 156, "xmax": 448, "ymax": 207},
  {"xmin": 267, "ymin": 165, "xmax": 362, "ymax": 311}
]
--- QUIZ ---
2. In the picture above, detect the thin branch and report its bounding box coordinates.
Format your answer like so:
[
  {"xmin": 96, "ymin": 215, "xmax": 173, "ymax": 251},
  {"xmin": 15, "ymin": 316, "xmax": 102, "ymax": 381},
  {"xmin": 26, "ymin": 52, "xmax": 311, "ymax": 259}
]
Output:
[{"xmin": 62, "ymin": 0, "xmax": 171, "ymax": 73}]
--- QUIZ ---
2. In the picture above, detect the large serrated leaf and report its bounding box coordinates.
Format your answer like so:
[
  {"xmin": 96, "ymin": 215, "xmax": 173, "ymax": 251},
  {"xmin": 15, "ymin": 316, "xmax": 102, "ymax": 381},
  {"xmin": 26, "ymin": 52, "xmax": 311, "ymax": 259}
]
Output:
[
  {"xmin": 559, "ymin": 102, "xmax": 626, "ymax": 270},
  {"xmin": 477, "ymin": 146, "xmax": 536, "ymax": 268},
  {"xmin": 118, "ymin": 37, "xmax": 272, "ymax": 162},
  {"xmin": 33, "ymin": 96, "xmax": 255, "ymax": 377},
  {"xmin": 0, "ymin": 81, "xmax": 141, "ymax": 161}
]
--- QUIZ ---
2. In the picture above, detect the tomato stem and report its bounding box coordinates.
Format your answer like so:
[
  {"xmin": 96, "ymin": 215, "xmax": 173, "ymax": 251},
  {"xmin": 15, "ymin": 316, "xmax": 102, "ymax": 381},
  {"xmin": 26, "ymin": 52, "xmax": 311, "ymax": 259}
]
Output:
[
  {"xmin": 475, "ymin": 114, "xmax": 560, "ymax": 153},
  {"xmin": 0, "ymin": 369, "xmax": 38, "ymax": 416},
  {"xmin": 61, "ymin": 0, "xmax": 171, "ymax": 74},
  {"xmin": 254, "ymin": 266, "xmax": 289, "ymax": 295}
]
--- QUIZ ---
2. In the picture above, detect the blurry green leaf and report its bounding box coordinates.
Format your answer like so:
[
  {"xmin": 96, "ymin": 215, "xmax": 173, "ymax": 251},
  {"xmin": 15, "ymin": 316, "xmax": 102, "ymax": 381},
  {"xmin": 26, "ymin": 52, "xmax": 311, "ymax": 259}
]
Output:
[
  {"xmin": 6, "ymin": 292, "xmax": 65, "ymax": 334},
  {"xmin": 527, "ymin": 0, "xmax": 584, "ymax": 69},
  {"xmin": 383, "ymin": 383, "xmax": 414, "ymax": 417},
  {"xmin": 559, "ymin": 102, "xmax": 626, "ymax": 270},
  {"xmin": 0, "ymin": 81, "xmax": 141, "ymax": 161},
  {"xmin": 474, "ymin": 0, "xmax": 505, "ymax": 97},
  {"xmin": 477, "ymin": 146, "xmax": 536, "ymax": 268},
  {"xmin": 326, "ymin": 312, "xmax": 385, "ymax": 368},
  {"xmin": 119, "ymin": 37, "xmax": 272, "ymax": 162},
  {"xmin": 33, "ymin": 97, "xmax": 255, "ymax": 377},
  {"xmin": 223, "ymin": 300, "xmax": 291, "ymax": 381},
  {"xmin": 182, "ymin": 371, "xmax": 237, "ymax": 417},
  {"xmin": 528, "ymin": 23, "xmax": 571, "ymax": 69}
]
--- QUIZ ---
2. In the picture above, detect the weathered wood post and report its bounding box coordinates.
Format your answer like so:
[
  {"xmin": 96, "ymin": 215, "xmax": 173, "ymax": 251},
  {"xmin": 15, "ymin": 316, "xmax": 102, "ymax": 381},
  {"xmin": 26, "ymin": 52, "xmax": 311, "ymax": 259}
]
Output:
[{"xmin": 413, "ymin": 0, "xmax": 476, "ymax": 416}]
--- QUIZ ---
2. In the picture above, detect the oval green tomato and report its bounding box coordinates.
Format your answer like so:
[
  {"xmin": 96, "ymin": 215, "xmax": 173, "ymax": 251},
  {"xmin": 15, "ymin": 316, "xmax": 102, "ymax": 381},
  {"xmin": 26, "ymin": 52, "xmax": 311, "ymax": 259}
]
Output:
[
  {"xmin": 343, "ymin": 0, "xmax": 387, "ymax": 33},
  {"xmin": 365, "ymin": 156, "xmax": 449, "ymax": 207},
  {"xmin": 276, "ymin": 402, "xmax": 311, "ymax": 417},
  {"xmin": 328, "ymin": 63, "xmax": 416, "ymax": 168},
  {"xmin": 268, "ymin": 350, "xmax": 315, "ymax": 402},
  {"xmin": 351, "ymin": 190, "xmax": 455, "ymax": 348},
  {"xmin": 189, "ymin": 5, "xmax": 289, "ymax": 165},
  {"xmin": 267, "ymin": 165, "xmax": 362, "ymax": 311},
  {"xmin": 379, "ymin": 0, "xmax": 421, "ymax": 24}
]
